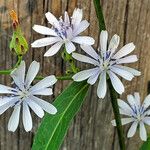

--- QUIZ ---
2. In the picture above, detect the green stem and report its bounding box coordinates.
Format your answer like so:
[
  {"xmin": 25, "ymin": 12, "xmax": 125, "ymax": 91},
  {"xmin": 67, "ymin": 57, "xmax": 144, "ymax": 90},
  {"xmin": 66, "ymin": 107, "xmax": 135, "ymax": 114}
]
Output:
[
  {"xmin": 0, "ymin": 55, "xmax": 22, "ymax": 75},
  {"xmin": 35, "ymin": 75, "xmax": 73, "ymax": 81},
  {"xmin": 61, "ymin": 49, "xmax": 79, "ymax": 74},
  {"xmin": 108, "ymin": 79, "xmax": 126, "ymax": 150},
  {"xmin": 93, "ymin": 0, "xmax": 126, "ymax": 149}
]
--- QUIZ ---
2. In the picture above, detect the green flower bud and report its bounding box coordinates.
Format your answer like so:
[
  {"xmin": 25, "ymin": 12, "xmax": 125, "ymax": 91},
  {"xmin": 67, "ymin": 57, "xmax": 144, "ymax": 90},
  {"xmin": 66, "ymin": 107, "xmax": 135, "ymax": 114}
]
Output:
[{"xmin": 9, "ymin": 10, "xmax": 28, "ymax": 55}]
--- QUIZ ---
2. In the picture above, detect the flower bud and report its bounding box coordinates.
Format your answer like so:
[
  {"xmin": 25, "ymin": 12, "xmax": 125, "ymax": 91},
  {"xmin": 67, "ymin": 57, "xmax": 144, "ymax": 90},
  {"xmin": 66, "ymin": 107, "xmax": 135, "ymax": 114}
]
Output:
[{"xmin": 9, "ymin": 10, "xmax": 28, "ymax": 55}]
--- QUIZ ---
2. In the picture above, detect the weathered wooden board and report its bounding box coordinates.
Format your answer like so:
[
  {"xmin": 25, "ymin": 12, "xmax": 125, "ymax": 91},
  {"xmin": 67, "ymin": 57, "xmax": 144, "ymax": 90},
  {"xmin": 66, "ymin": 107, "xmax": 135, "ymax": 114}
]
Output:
[{"xmin": 0, "ymin": 0, "xmax": 149, "ymax": 150}]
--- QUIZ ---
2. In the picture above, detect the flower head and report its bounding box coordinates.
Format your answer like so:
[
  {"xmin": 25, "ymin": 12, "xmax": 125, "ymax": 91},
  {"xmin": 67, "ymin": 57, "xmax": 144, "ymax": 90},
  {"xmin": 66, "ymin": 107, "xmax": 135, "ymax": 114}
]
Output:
[
  {"xmin": 112, "ymin": 93, "xmax": 150, "ymax": 141},
  {"xmin": 72, "ymin": 30, "xmax": 141, "ymax": 98},
  {"xmin": 0, "ymin": 61, "xmax": 57, "ymax": 132},
  {"xmin": 31, "ymin": 8, "xmax": 95, "ymax": 56}
]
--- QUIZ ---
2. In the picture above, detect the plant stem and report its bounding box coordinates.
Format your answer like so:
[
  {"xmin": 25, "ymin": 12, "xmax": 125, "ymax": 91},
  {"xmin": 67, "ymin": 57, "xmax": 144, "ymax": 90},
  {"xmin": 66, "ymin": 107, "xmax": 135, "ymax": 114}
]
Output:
[
  {"xmin": 0, "ymin": 55, "xmax": 22, "ymax": 75},
  {"xmin": 35, "ymin": 75, "xmax": 73, "ymax": 81},
  {"xmin": 108, "ymin": 79, "xmax": 126, "ymax": 150},
  {"xmin": 93, "ymin": 0, "xmax": 126, "ymax": 149}
]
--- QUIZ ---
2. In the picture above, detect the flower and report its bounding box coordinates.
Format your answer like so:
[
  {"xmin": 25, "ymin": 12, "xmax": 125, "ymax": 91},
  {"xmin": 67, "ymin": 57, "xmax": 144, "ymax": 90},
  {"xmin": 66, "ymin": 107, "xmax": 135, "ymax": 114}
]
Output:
[
  {"xmin": 0, "ymin": 61, "xmax": 57, "ymax": 132},
  {"xmin": 31, "ymin": 8, "xmax": 95, "ymax": 57},
  {"xmin": 72, "ymin": 30, "xmax": 141, "ymax": 98},
  {"xmin": 111, "ymin": 93, "xmax": 150, "ymax": 141}
]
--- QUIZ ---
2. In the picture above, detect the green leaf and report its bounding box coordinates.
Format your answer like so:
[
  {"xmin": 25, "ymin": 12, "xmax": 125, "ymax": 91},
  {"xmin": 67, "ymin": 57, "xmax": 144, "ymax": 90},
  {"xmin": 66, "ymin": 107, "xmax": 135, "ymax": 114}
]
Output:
[
  {"xmin": 140, "ymin": 136, "xmax": 150, "ymax": 150},
  {"xmin": 32, "ymin": 81, "xmax": 89, "ymax": 150}
]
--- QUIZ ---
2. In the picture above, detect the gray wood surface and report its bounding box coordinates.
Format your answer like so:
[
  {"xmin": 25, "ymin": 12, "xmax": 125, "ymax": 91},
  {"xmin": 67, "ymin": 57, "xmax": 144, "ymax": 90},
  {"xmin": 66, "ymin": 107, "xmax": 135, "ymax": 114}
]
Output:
[{"xmin": 0, "ymin": 0, "xmax": 150, "ymax": 150}]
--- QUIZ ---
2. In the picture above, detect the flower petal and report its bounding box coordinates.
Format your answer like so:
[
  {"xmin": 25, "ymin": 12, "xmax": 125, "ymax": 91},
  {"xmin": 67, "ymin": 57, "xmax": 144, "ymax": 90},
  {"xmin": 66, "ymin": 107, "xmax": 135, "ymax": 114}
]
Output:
[
  {"xmin": 44, "ymin": 41, "xmax": 64, "ymax": 57},
  {"xmin": 110, "ymin": 66, "xmax": 134, "ymax": 81},
  {"xmin": 71, "ymin": 8, "xmax": 83, "ymax": 28},
  {"xmin": 0, "ymin": 84, "xmax": 17, "ymax": 94},
  {"xmin": 72, "ymin": 53, "xmax": 99, "ymax": 66},
  {"xmin": 72, "ymin": 68, "xmax": 100, "ymax": 82},
  {"xmin": 143, "ymin": 94, "xmax": 150, "ymax": 109},
  {"xmin": 0, "ymin": 98, "xmax": 18, "ymax": 115},
  {"xmin": 143, "ymin": 117, "xmax": 150, "ymax": 125},
  {"xmin": 134, "ymin": 92, "xmax": 141, "ymax": 106},
  {"xmin": 116, "ymin": 55, "xmax": 138, "ymax": 64},
  {"xmin": 97, "ymin": 71, "xmax": 107, "ymax": 98},
  {"xmin": 117, "ymin": 99, "xmax": 132, "ymax": 116},
  {"xmin": 26, "ymin": 99, "xmax": 44, "ymax": 118},
  {"xmin": 113, "ymin": 43, "xmax": 135, "ymax": 59},
  {"xmin": 127, "ymin": 122, "xmax": 138, "ymax": 138},
  {"xmin": 100, "ymin": 30, "xmax": 108, "ymax": 53},
  {"xmin": 87, "ymin": 70, "xmax": 100, "ymax": 85},
  {"xmin": 73, "ymin": 20, "xmax": 89, "ymax": 36},
  {"xmin": 64, "ymin": 11, "xmax": 70, "ymax": 24},
  {"xmin": 127, "ymin": 94, "xmax": 136, "ymax": 107},
  {"xmin": 72, "ymin": 36, "xmax": 95, "ymax": 45},
  {"xmin": 45, "ymin": 12, "xmax": 60, "ymax": 28},
  {"xmin": 8, "ymin": 104, "xmax": 21, "ymax": 132},
  {"xmin": 80, "ymin": 45, "xmax": 99, "ymax": 60},
  {"xmin": 32, "ymin": 25, "xmax": 58, "ymax": 36},
  {"xmin": 140, "ymin": 122, "xmax": 147, "ymax": 141},
  {"xmin": 111, "ymin": 118, "xmax": 134, "ymax": 126},
  {"xmin": 23, "ymin": 102, "xmax": 32, "ymax": 132},
  {"xmin": 113, "ymin": 65, "xmax": 141, "ymax": 76},
  {"xmin": 30, "ymin": 88, "xmax": 53, "ymax": 96},
  {"xmin": 30, "ymin": 75, "xmax": 57, "ymax": 92},
  {"xmin": 11, "ymin": 61, "xmax": 25, "ymax": 90},
  {"xmin": 25, "ymin": 61, "xmax": 40, "ymax": 88},
  {"xmin": 108, "ymin": 34, "xmax": 120, "ymax": 52},
  {"xmin": 65, "ymin": 41, "xmax": 76, "ymax": 54},
  {"xmin": 31, "ymin": 37, "xmax": 62, "ymax": 48},
  {"xmin": 108, "ymin": 71, "xmax": 124, "ymax": 94},
  {"xmin": 31, "ymin": 96, "xmax": 57, "ymax": 114}
]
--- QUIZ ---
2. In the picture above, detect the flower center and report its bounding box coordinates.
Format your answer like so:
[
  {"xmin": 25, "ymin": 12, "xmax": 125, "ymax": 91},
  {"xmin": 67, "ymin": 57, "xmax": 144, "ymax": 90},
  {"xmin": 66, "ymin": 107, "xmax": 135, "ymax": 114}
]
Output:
[
  {"xmin": 18, "ymin": 89, "xmax": 29, "ymax": 99},
  {"xmin": 53, "ymin": 20, "xmax": 72, "ymax": 39}
]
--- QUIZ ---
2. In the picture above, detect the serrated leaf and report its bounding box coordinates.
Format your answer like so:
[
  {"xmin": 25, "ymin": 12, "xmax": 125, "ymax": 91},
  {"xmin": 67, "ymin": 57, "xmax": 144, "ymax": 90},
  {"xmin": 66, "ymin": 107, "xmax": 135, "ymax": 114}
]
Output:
[{"xmin": 32, "ymin": 81, "xmax": 89, "ymax": 150}]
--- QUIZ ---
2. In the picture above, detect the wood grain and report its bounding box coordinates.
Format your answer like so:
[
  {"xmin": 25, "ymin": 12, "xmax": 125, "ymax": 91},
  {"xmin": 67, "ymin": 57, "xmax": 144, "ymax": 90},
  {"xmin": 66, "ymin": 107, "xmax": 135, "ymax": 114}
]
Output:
[{"xmin": 0, "ymin": 0, "xmax": 149, "ymax": 150}]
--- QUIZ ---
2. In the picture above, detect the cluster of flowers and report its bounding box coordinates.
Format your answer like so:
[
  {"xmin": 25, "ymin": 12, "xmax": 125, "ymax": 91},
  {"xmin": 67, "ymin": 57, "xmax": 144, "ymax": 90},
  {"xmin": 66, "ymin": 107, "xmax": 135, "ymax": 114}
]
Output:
[{"xmin": 0, "ymin": 8, "xmax": 149, "ymax": 141}]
